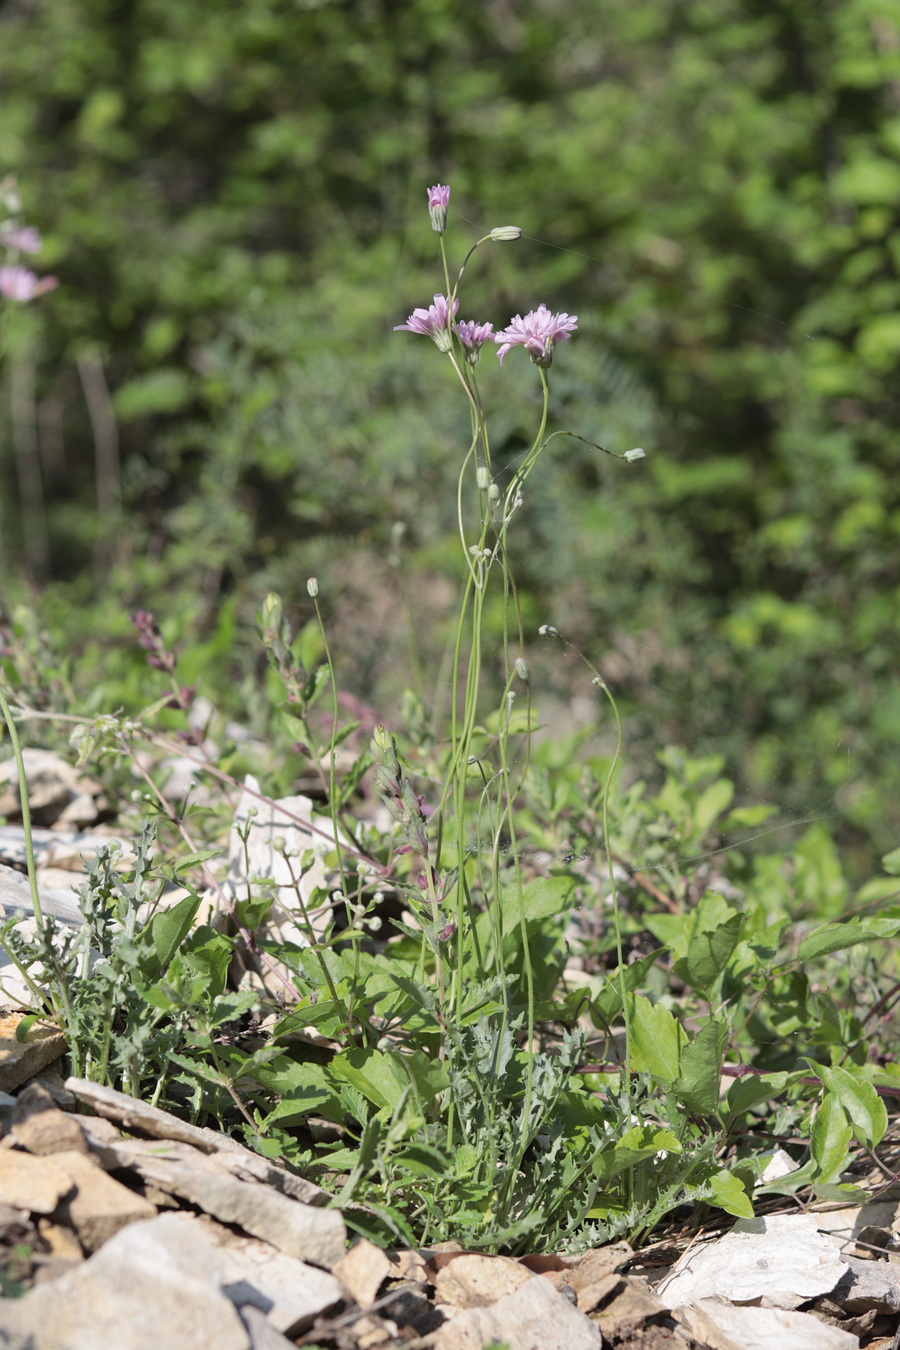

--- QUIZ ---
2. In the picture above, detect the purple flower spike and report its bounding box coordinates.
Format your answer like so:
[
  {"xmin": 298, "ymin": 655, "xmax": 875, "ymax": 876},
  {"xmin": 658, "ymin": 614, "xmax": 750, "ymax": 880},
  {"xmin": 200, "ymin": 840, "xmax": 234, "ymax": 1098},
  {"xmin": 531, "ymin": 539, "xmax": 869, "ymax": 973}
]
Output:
[
  {"xmin": 394, "ymin": 293, "xmax": 459, "ymax": 353},
  {"xmin": 427, "ymin": 183, "xmax": 451, "ymax": 234},
  {"xmin": 0, "ymin": 264, "xmax": 58, "ymax": 302},
  {"xmin": 494, "ymin": 304, "xmax": 578, "ymax": 368},
  {"xmin": 457, "ymin": 319, "xmax": 494, "ymax": 365}
]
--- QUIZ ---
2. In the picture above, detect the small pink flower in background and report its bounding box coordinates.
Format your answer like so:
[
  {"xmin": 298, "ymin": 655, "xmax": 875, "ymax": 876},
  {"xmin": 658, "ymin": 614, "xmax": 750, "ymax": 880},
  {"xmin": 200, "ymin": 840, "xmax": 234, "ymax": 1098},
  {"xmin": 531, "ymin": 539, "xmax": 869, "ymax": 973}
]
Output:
[
  {"xmin": 457, "ymin": 319, "xmax": 494, "ymax": 365},
  {"xmin": 0, "ymin": 264, "xmax": 58, "ymax": 302},
  {"xmin": 427, "ymin": 183, "xmax": 451, "ymax": 234},
  {"xmin": 394, "ymin": 293, "xmax": 458, "ymax": 352},
  {"xmin": 494, "ymin": 304, "xmax": 578, "ymax": 368},
  {"xmin": 0, "ymin": 224, "xmax": 42, "ymax": 254}
]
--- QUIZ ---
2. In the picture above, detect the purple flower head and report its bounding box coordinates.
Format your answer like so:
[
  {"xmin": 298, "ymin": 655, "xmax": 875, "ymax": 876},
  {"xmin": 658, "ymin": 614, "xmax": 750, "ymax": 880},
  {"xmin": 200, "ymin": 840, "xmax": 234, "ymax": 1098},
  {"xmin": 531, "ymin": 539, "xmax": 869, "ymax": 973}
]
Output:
[
  {"xmin": 0, "ymin": 264, "xmax": 58, "ymax": 303},
  {"xmin": 494, "ymin": 304, "xmax": 578, "ymax": 368},
  {"xmin": 457, "ymin": 319, "xmax": 494, "ymax": 365},
  {"xmin": 394, "ymin": 293, "xmax": 459, "ymax": 353},
  {"xmin": 427, "ymin": 183, "xmax": 451, "ymax": 234},
  {"xmin": 0, "ymin": 224, "xmax": 42, "ymax": 254}
]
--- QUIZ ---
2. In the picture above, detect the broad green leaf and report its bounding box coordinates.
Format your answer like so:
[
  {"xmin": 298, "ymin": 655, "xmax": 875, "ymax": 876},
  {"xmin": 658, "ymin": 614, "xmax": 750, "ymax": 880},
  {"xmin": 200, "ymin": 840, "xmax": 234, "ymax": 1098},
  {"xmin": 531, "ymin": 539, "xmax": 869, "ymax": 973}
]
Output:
[
  {"xmin": 500, "ymin": 875, "xmax": 578, "ymax": 937},
  {"xmin": 882, "ymin": 847, "xmax": 900, "ymax": 877},
  {"xmin": 810, "ymin": 1091, "xmax": 853, "ymax": 1182},
  {"xmin": 797, "ymin": 917, "xmax": 900, "ymax": 961},
  {"xmin": 693, "ymin": 778, "xmax": 734, "ymax": 835},
  {"xmin": 674, "ymin": 913, "xmax": 745, "ymax": 994},
  {"xmin": 329, "ymin": 1047, "xmax": 447, "ymax": 1117},
  {"xmin": 139, "ymin": 892, "xmax": 201, "ymax": 977},
  {"xmin": 674, "ymin": 1019, "xmax": 728, "ymax": 1114},
  {"xmin": 598, "ymin": 1124, "xmax": 682, "ymax": 1178},
  {"xmin": 706, "ymin": 1168, "xmax": 754, "ymax": 1218},
  {"xmin": 626, "ymin": 994, "xmax": 685, "ymax": 1083},
  {"xmin": 396, "ymin": 1142, "xmax": 450, "ymax": 1178},
  {"xmin": 724, "ymin": 1070, "xmax": 807, "ymax": 1120},
  {"xmin": 587, "ymin": 951, "xmax": 665, "ymax": 1026},
  {"xmin": 813, "ymin": 1063, "xmax": 887, "ymax": 1148}
]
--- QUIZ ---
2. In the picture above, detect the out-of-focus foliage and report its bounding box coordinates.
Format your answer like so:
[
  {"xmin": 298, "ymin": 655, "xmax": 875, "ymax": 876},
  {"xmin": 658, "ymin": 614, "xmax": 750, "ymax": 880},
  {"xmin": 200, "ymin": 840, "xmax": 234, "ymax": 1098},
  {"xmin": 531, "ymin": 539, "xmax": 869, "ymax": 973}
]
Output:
[{"xmin": 2, "ymin": 0, "xmax": 900, "ymax": 869}]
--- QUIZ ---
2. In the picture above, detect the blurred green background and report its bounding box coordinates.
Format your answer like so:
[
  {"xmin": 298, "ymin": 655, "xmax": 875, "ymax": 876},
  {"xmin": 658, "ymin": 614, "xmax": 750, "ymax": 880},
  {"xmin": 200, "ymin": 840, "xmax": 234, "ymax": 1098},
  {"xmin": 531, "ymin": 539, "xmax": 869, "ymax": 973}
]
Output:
[{"xmin": 1, "ymin": 0, "xmax": 899, "ymax": 873}]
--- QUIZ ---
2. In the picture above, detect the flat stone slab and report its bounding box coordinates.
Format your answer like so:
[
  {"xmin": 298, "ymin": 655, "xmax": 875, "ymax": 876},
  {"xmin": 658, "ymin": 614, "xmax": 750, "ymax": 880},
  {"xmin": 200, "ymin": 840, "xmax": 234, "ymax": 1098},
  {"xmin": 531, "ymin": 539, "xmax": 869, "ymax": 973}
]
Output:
[
  {"xmin": 0, "ymin": 1213, "xmax": 251, "ymax": 1350},
  {"xmin": 435, "ymin": 1273, "xmax": 602, "ymax": 1350},
  {"xmin": 657, "ymin": 1214, "xmax": 848, "ymax": 1311},
  {"xmin": 0, "ymin": 1012, "xmax": 67, "ymax": 1091}
]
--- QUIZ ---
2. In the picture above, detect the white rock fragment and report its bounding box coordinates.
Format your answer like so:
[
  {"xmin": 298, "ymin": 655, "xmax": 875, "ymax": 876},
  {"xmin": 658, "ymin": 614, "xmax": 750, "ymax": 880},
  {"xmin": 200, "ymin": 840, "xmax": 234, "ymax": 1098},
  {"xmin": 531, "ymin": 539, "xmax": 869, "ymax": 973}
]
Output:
[
  {"xmin": 334, "ymin": 1236, "xmax": 392, "ymax": 1308},
  {"xmin": 0, "ymin": 1213, "xmax": 251, "ymax": 1350},
  {"xmin": 657, "ymin": 1214, "xmax": 848, "ymax": 1311},
  {"xmin": 676, "ymin": 1299, "xmax": 860, "ymax": 1350},
  {"xmin": 434, "ymin": 1273, "xmax": 602, "ymax": 1350}
]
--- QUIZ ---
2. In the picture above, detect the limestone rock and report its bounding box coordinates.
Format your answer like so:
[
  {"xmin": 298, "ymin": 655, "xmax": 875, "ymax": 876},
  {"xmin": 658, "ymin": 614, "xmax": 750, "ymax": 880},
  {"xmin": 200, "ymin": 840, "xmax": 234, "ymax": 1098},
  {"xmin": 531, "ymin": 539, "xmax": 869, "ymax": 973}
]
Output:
[
  {"xmin": 50, "ymin": 1148, "xmax": 156, "ymax": 1251},
  {"xmin": 657, "ymin": 1214, "xmax": 848, "ymax": 1311},
  {"xmin": 835, "ymin": 1254, "xmax": 900, "ymax": 1314},
  {"xmin": 0, "ymin": 749, "xmax": 105, "ymax": 828},
  {"xmin": 105, "ymin": 1151, "xmax": 346, "ymax": 1268},
  {"xmin": 334, "ymin": 1237, "xmax": 392, "ymax": 1308},
  {"xmin": 0, "ymin": 1013, "xmax": 67, "ymax": 1092},
  {"xmin": 434, "ymin": 1272, "xmax": 602, "ymax": 1350},
  {"xmin": 434, "ymin": 1253, "xmax": 534, "ymax": 1309},
  {"xmin": 676, "ymin": 1299, "xmax": 861, "ymax": 1350},
  {"xmin": 12, "ymin": 1080, "xmax": 89, "ymax": 1154},
  {"xmin": 0, "ymin": 1213, "xmax": 251, "ymax": 1350},
  {"xmin": 0, "ymin": 1149, "xmax": 72, "ymax": 1213}
]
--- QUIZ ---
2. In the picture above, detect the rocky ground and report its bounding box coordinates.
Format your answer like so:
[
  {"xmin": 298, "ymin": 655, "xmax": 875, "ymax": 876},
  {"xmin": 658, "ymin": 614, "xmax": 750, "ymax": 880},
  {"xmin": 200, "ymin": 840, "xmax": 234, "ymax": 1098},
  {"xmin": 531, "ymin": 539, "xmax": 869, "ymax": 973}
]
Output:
[{"xmin": 1, "ymin": 751, "xmax": 900, "ymax": 1349}]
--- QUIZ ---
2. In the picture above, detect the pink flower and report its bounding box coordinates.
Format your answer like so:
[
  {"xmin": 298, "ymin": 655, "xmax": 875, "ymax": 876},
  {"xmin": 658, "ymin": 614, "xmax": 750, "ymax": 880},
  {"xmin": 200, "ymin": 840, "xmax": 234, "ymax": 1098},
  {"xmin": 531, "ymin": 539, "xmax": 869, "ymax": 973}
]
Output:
[
  {"xmin": 493, "ymin": 304, "xmax": 578, "ymax": 368},
  {"xmin": 0, "ymin": 224, "xmax": 42, "ymax": 254},
  {"xmin": 0, "ymin": 264, "xmax": 58, "ymax": 302},
  {"xmin": 427, "ymin": 183, "xmax": 451, "ymax": 233},
  {"xmin": 457, "ymin": 319, "xmax": 494, "ymax": 365},
  {"xmin": 394, "ymin": 293, "xmax": 458, "ymax": 352}
]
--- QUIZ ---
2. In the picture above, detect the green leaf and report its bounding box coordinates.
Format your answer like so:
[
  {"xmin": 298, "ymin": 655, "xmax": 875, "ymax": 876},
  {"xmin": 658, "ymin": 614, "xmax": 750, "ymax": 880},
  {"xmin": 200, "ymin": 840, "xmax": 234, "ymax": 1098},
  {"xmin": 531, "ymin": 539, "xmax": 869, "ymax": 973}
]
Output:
[
  {"xmin": 706, "ymin": 1169, "xmax": 754, "ymax": 1218},
  {"xmin": 599, "ymin": 1124, "xmax": 682, "ymax": 1178},
  {"xmin": 673, "ymin": 913, "xmax": 745, "ymax": 994},
  {"xmin": 626, "ymin": 995, "xmax": 685, "ymax": 1083},
  {"xmin": 882, "ymin": 847, "xmax": 900, "ymax": 877},
  {"xmin": 810, "ymin": 1091, "xmax": 853, "ymax": 1183},
  {"xmin": 812, "ymin": 1063, "xmax": 887, "ymax": 1148},
  {"xmin": 329, "ymin": 1047, "xmax": 447, "ymax": 1117},
  {"xmin": 138, "ymin": 892, "xmax": 201, "ymax": 978},
  {"xmin": 396, "ymin": 1142, "xmax": 450, "ymax": 1178},
  {"xmin": 724, "ymin": 1070, "xmax": 807, "ymax": 1120},
  {"xmin": 586, "ymin": 951, "xmax": 665, "ymax": 1026},
  {"xmin": 797, "ymin": 917, "xmax": 900, "ymax": 961},
  {"xmin": 14, "ymin": 1014, "xmax": 44, "ymax": 1043},
  {"xmin": 674, "ymin": 1019, "xmax": 728, "ymax": 1115},
  {"xmin": 693, "ymin": 778, "xmax": 734, "ymax": 835}
]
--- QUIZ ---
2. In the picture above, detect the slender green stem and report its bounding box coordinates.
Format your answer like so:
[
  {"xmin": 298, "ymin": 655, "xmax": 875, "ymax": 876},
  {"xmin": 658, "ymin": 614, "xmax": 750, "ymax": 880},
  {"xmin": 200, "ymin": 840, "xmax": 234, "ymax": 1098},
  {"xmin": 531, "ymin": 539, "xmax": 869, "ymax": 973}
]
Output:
[{"xmin": 0, "ymin": 680, "xmax": 44, "ymax": 931}]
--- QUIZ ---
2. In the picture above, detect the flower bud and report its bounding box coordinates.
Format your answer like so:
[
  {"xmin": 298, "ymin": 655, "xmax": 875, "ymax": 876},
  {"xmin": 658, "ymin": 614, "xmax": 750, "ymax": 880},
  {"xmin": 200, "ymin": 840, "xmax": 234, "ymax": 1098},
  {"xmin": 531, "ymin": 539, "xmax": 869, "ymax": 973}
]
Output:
[
  {"xmin": 490, "ymin": 226, "xmax": 522, "ymax": 241},
  {"xmin": 624, "ymin": 447, "xmax": 646, "ymax": 463},
  {"xmin": 427, "ymin": 183, "xmax": 451, "ymax": 234},
  {"xmin": 515, "ymin": 657, "xmax": 529, "ymax": 682},
  {"xmin": 307, "ymin": 577, "xmax": 319, "ymax": 597},
  {"xmin": 476, "ymin": 466, "xmax": 491, "ymax": 490}
]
